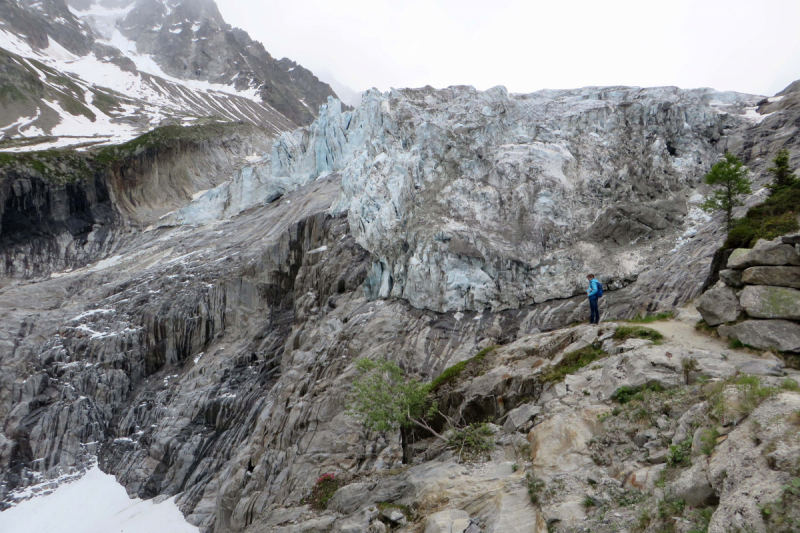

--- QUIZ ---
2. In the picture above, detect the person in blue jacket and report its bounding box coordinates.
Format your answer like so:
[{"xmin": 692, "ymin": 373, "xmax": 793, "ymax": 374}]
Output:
[{"xmin": 587, "ymin": 274, "xmax": 602, "ymax": 324}]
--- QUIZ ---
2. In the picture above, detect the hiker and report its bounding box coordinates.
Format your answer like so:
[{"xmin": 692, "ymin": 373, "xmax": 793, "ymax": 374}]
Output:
[{"xmin": 587, "ymin": 274, "xmax": 603, "ymax": 324}]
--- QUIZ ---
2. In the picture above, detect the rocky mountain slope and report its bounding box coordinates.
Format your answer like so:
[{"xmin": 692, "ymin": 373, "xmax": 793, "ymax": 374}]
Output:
[
  {"xmin": 0, "ymin": 0, "xmax": 336, "ymax": 151},
  {"xmin": 1, "ymin": 78, "xmax": 800, "ymax": 533}
]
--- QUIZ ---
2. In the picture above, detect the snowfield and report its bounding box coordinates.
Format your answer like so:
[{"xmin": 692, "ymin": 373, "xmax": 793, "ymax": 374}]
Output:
[{"xmin": 0, "ymin": 466, "xmax": 199, "ymax": 533}]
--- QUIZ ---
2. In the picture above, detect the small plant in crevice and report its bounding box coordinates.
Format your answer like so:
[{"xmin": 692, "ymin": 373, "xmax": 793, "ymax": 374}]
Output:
[
  {"xmin": 527, "ymin": 474, "xmax": 547, "ymax": 504},
  {"xmin": 699, "ymin": 427, "xmax": 721, "ymax": 456},
  {"xmin": 310, "ymin": 472, "xmax": 340, "ymax": 510},
  {"xmin": 667, "ymin": 439, "xmax": 693, "ymax": 468},
  {"xmin": 682, "ymin": 357, "xmax": 699, "ymax": 385}
]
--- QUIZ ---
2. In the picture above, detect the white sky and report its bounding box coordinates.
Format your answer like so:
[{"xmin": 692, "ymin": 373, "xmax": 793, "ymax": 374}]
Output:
[{"xmin": 217, "ymin": 0, "xmax": 800, "ymax": 97}]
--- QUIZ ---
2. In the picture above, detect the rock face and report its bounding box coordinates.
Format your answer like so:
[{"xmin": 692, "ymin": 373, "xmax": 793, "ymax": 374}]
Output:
[
  {"xmin": 3, "ymin": 78, "xmax": 800, "ymax": 533},
  {"xmin": 696, "ymin": 284, "xmax": 742, "ymax": 325}
]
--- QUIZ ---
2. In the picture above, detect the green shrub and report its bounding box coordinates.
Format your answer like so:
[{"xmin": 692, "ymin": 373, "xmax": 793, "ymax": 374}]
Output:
[
  {"xmin": 667, "ymin": 439, "xmax": 692, "ymax": 467},
  {"xmin": 724, "ymin": 180, "xmax": 800, "ymax": 249},
  {"xmin": 540, "ymin": 345, "xmax": 606, "ymax": 384},
  {"xmin": 447, "ymin": 423, "xmax": 495, "ymax": 461},
  {"xmin": 613, "ymin": 326, "xmax": 664, "ymax": 344},
  {"xmin": 611, "ymin": 383, "xmax": 665, "ymax": 404},
  {"xmin": 310, "ymin": 473, "xmax": 339, "ymax": 510}
]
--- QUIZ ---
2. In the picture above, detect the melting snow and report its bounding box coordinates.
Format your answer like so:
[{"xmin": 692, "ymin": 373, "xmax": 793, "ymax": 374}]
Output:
[{"xmin": 0, "ymin": 466, "xmax": 199, "ymax": 533}]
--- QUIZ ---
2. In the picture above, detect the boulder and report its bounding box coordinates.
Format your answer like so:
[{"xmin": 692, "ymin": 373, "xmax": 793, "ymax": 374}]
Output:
[
  {"xmin": 696, "ymin": 285, "xmax": 742, "ymax": 326},
  {"xmin": 741, "ymin": 266, "xmax": 800, "ymax": 288},
  {"xmin": 503, "ymin": 403, "xmax": 541, "ymax": 433},
  {"xmin": 718, "ymin": 319, "xmax": 800, "ymax": 352},
  {"xmin": 624, "ymin": 464, "xmax": 667, "ymax": 491},
  {"xmin": 666, "ymin": 462, "xmax": 716, "ymax": 507},
  {"xmin": 782, "ymin": 232, "xmax": 800, "ymax": 245},
  {"xmin": 725, "ymin": 248, "xmax": 752, "ymax": 269},
  {"xmin": 424, "ymin": 509, "xmax": 471, "ymax": 533},
  {"xmin": 739, "ymin": 285, "xmax": 800, "ymax": 320},
  {"xmin": 718, "ymin": 269, "xmax": 743, "ymax": 288}
]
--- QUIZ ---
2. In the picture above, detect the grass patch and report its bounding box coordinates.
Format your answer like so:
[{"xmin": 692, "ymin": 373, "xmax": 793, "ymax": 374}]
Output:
[
  {"xmin": 540, "ymin": 345, "xmax": 606, "ymax": 384},
  {"xmin": 610, "ymin": 383, "xmax": 665, "ymax": 404},
  {"xmin": 707, "ymin": 375, "xmax": 781, "ymax": 423},
  {"xmin": 93, "ymin": 123, "xmax": 258, "ymax": 165},
  {"xmin": 377, "ymin": 502, "xmax": 412, "ymax": 521},
  {"xmin": 0, "ymin": 149, "xmax": 96, "ymax": 183},
  {"xmin": 724, "ymin": 180, "xmax": 800, "ymax": 249},
  {"xmin": 430, "ymin": 345, "xmax": 498, "ymax": 392},
  {"xmin": 613, "ymin": 326, "xmax": 664, "ymax": 344},
  {"xmin": 626, "ymin": 311, "xmax": 675, "ymax": 323}
]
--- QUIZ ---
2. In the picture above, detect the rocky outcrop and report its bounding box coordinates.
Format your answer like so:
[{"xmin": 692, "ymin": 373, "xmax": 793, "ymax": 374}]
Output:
[{"xmin": 703, "ymin": 236, "xmax": 800, "ymax": 352}]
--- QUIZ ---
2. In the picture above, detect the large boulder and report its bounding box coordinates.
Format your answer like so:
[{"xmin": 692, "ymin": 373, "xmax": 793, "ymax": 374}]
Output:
[
  {"xmin": 741, "ymin": 266, "xmax": 800, "ymax": 288},
  {"xmin": 727, "ymin": 239, "xmax": 800, "ymax": 270},
  {"xmin": 696, "ymin": 285, "xmax": 743, "ymax": 326},
  {"xmin": 740, "ymin": 285, "xmax": 800, "ymax": 320},
  {"xmin": 528, "ymin": 406, "xmax": 606, "ymax": 476},
  {"xmin": 666, "ymin": 462, "xmax": 717, "ymax": 507},
  {"xmin": 718, "ymin": 319, "xmax": 800, "ymax": 352}
]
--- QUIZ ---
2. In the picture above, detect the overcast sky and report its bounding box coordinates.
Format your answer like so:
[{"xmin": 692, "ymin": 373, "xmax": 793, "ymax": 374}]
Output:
[{"xmin": 217, "ymin": 0, "xmax": 800, "ymax": 97}]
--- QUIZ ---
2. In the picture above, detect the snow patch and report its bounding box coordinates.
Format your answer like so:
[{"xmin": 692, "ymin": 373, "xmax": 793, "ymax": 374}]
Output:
[{"xmin": 0, "ymin": 465, "xmax": 199, "ymax": 533}]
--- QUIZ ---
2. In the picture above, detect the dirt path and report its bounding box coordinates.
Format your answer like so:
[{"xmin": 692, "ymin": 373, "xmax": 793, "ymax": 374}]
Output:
[{"xmin": 645, "ymin": 319, "xmax": 745, "ymax": 357}]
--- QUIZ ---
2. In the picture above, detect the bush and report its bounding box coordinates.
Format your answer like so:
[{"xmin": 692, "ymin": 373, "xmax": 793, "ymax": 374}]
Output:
[
  {"xmin": 613, "ymin": 326, "xmax": 664, "ymax": 344},
  {"xmin": 447, "ymin": 423, "xmax": 495, "ymax": 461},
  {"xmin": 310, "ymin": 473, "xmax": 339, "ymax": 510},
  {"xmin": 540, "ymin": 345, "xmax": 606, "ymax": 384}
]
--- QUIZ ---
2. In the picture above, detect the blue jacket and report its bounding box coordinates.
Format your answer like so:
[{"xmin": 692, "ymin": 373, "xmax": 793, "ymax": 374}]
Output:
[{"xmin": 587, "ymin": 279, "xmax": 601, "ymax": 299}]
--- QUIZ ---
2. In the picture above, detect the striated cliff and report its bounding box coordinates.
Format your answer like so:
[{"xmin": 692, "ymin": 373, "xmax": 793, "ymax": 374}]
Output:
[{"xmin": 1, "ymin": 80, "xmax": 800, "ymax": 533}]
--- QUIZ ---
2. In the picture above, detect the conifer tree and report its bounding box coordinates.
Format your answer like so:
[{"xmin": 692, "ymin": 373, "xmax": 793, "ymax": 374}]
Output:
[
  {"xmin": 701, "ymin": 153, "xmax": 752, "ymax": 230},
  {"xmin": 767, "ymin": 149, "xmax": 797, "ymax": 194}
]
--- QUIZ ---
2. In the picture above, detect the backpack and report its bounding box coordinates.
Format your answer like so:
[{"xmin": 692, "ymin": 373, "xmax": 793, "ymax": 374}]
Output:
[{"xmin": 592, "ymin": 279, "xmax": 603, "ymax": 298}]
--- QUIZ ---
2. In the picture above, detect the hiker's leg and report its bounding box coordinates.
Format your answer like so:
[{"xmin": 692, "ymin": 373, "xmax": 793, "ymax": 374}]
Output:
[{"xmin": 589, "ymin": 298, "xmax": 599, "ymax": 324}]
